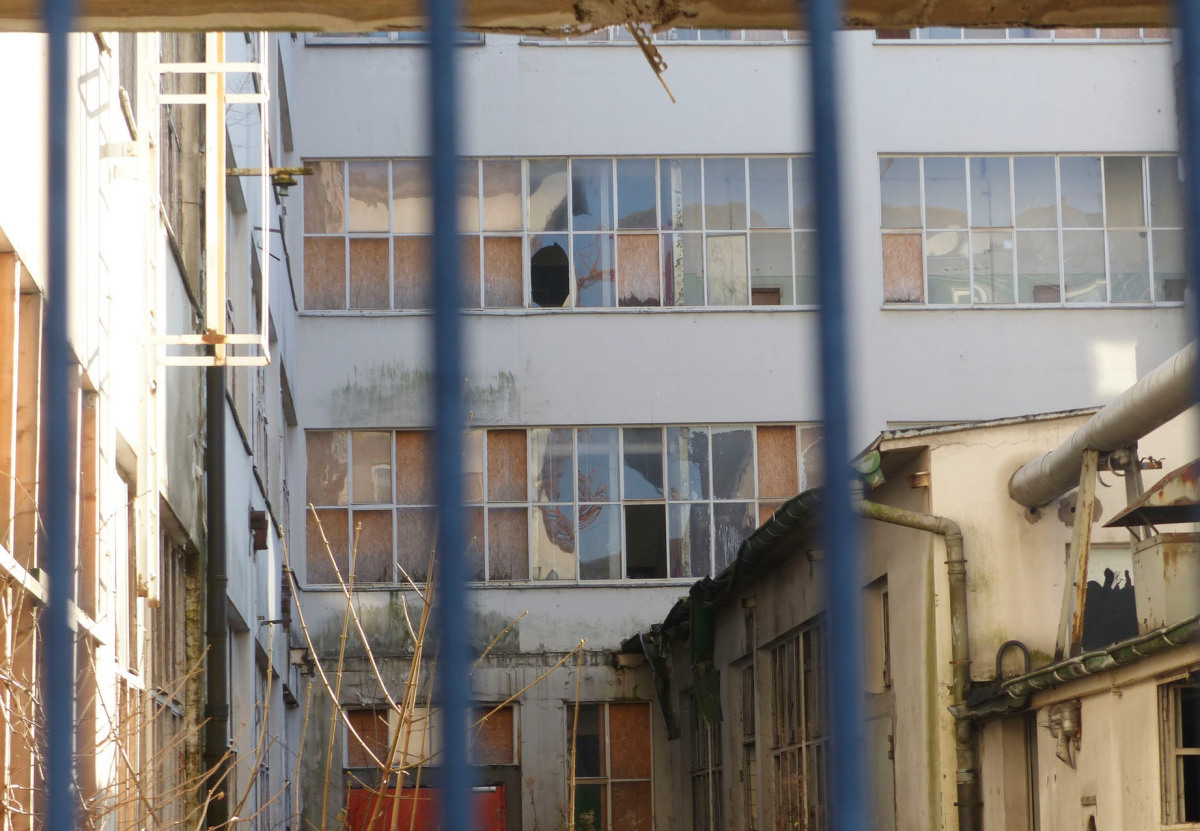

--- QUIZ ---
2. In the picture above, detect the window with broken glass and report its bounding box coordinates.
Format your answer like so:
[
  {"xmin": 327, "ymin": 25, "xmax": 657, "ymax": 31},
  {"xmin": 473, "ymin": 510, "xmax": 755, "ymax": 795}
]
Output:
[
  {"xmin": 687, "ymin": 694, "xmax": 723, "ymax": 831},
  {"xmin": 770, "ymin": 621, "xmax": 827, "ymax": 831},
  {"xmin": 1161, "ymin": 682, "xmax": 1200, "ymax": 824},
  {"xmin": 568, "ymin": 702, "xmax": 653, "ymax": 831},
  {"xmin": 304, "ymin": 424, "xmax": 817, "ymax": 586},
  {"xmin": 302, "ymin": 156, "xmax": 819, "ymax": 311},
  {"xmin": 880, "ymin": 154, "xmax": 1185, "ymax": 306}
]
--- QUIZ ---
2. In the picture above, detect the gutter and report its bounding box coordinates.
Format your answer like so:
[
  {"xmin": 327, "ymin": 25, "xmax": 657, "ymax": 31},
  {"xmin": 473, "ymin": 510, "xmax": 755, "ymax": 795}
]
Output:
[{"xmin": 856, "ymin": 499, "xmax": 979, "ymax": 831}]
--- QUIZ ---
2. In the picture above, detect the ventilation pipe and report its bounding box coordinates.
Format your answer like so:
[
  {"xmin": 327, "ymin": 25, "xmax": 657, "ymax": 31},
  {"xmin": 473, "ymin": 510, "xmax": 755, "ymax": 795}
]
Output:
[
  {"xmin": 1009, "ymin": 342, "xmax": 1196, "ymax": 509},
  {"xmin": 856, "ymin": 500, "xmax": 979, "ymax": 831}
]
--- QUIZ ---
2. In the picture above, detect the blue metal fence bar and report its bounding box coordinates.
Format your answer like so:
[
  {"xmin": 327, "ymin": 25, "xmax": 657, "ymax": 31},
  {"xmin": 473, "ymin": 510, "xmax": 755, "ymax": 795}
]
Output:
[
  {"xmin": 805, "ymin": 1, "xmax": 868, "ymax": 829},
  {"xmin": 428, "ymin": 0, "xmax": 472, "ymax": 827},
  {"xmin": 43, "ymin": 0, "xmax": 78, "ymax": 827},
  {"xmin": 1178, "ymin": 4, "xmax": 1200, "ymax": 408}
]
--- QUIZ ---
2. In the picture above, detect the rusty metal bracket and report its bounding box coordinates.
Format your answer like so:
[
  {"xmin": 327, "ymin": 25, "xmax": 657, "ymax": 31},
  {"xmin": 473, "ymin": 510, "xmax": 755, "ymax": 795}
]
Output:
[{"xmin": 1055, "ymin": 448, "xmax": 1100, "ymax": 661}]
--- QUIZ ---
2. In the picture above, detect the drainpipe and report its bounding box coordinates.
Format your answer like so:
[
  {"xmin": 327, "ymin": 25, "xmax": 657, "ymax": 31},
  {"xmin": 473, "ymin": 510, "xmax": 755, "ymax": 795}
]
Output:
[
  {"xmin": 856, "ymin": 499, "xmax": 980, "ymax": 831},
  {"xmin": 204, "ymin": 364, "xmax": 230, "ymax": 828}
]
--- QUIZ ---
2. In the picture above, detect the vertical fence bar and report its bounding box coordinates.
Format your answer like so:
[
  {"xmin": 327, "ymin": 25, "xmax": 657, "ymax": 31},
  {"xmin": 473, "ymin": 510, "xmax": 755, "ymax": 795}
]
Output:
[
  {"xmin": 43, "ymin": 0, "xmax": 78, "ymax": 827},
  {"xmin": 804, "ymin": 1, "xmax": 867, "ymax": 829},
  {"xmin": 1178, "ymin": 4, "xmax": 1200, "ymax": 408},
  {"xmin": 427, "ymin": 0, "xmax": 471, "ymax": 828}
]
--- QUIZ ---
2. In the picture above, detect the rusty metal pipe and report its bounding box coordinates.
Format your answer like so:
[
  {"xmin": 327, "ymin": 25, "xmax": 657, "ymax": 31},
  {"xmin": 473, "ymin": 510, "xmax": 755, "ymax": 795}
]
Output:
[
  {"xmin": 857, "ymin": 500, "xmax": 980, "ymax": 831},
  {"xmin": 1009, "ymin": 342, "xmax": 1196, "ymax": 509}
]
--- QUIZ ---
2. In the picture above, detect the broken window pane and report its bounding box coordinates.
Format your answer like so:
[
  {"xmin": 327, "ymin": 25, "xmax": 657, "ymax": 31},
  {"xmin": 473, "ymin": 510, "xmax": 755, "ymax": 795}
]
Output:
[
  {"xmin": 465, "ymin": 506, "xmax": 486, "ymax": 582},
  {"xmin": 712, "ymin": 427, "xmax": 754, "ymax": 500},
  {"xmin": 575, "ymin": 234, "xmax": 616, "ymax": 307},
  {"xmin": 307, "ymin": 508, "xmax": 349, "ymax": 585},
  {"xmin": 487, "ymin": 429, "xmax": 528, "ymax": 502},
  {"xmin": 795, "ymin": 231, "xmax": 818, "ymax": 305},
  {"xmin": 304, "ymin": 237, "xmax": 346, "ymax": 310},
  {"xmin": 663, "ymin": 232, "xmax": 705, "ymax": 306},
  {"xmin": 617, "ymin": 158, "xmax": 657, "ymax": 229},
  {"xmin": 669, "ymin": 503, "xmax": 711, "ymax": 578},
  {"xmin": 667, "ymin": 426, "xmax": 710, "ymax": 501},
  {"xmin": 971, "ymin": 231, "xmax": 1014, "ymax": 304},
  {"xmin": 749, "ymin": 157, "xmax": 790, "ymax": 229},
  {"xmin": 1108, "ymin": 230, "xmax": 1150, "ymax": 302},
  {"xmin": 792, "ymin": 156, "xmax": 816, "ymax": 229},
  {"xmin": 395, "ymin": 431, "xmax": 433, "ymax": 505},
  {"xmin": 923, "ymin": 156, "xmax": 967, "ymax": 229},
  {"xmin": 396, "ymin": 507, "xmax": 436, "ymax": 583},
  {"xmin": 579, "ymin": 504, "xmax": 621, "ymax": 580},
  {"xmin": 660, "ymin": 158, "xmax": 703, "ymax": 231},
  {"xmin": 1104, "ymin": 157, "xmax": 1146, "ymax": 227},
  {"xmin": 532, "ymin": 504, "xmax": 575, "ymax": 580},
  {"xmin": 348, "ymin": 238, "xmax": 390, "ymax": 310},
  {"xmin": 1014, "ymin": 156, "xmax": 1057, "ymax": 228},
  {"xmin": 1150, "ymin": 156, "xmax": 1184, "ymax": 227},
  {"xmin": 714, "ymin": 502, "xmax": 755, "ymax": 572},
  {"xmin": 1016, "ymin": 230, "xmax": 1061, "ymax": 303},
  {"xmin": 704, "ymin": 158, "xmax": 748, "ymax": 231},
  {"xmin": 351, "ymin": 509, "xmax": 394, "ymax": 583},
  {"xmin": 757, "ymin": 425, "xmax": 798, "ymax": 498},
  {"xmin": 528, "ymin": 160, "xmax": 569, "ymax": 232},
  {"xmin": 392, "ymin": 160, "xmax": 431, "ymax": 233},
  {"xmin": 969, "ymin": 157, "xmax": 1011, "ymax": 228},
  {"xmin": 617, "ymin": 234, "xmax": 661, "ymax": 307},
  {"xmin": 459, "ymin": 160, "xmax": 480, "ymax": 233},
  {"xmin": 532, "ymin": 428, "xmax": 574, "ymax": 503},
  {"xmin": 461, "ymin": 235, "xmax": 482, "ymax": 307},
  {"xmin": 530, "ymin": 234, "xmax": 570, "ymax": 308},
  {"xmin": 610, "ymin": 703, "xmax": 652, "ymax": 778},
  {"xmin": 879, "ymin": 157, "xmax": 920, "ymax": 229},
  {"xmin": 465, "ymin": 429, "xmax": 484, "ymax": 504},
  {"xmin": 707, "ymin": 235, "xmax": 749, "ymax": 306},
  {"xmin": 1059, "ymin": 156, "xmax": 1103, "ymax": 228},
  {"xmin": 882, "ymin": 233, "xmax": 923, "ymax": 303},
  {"xmin": 1063, "ymin": 230, "xmax": 1107, "ymax": 303},
  {"xmin": 393, "ymin": 236, "xmax": 431, "ymax": 310},
  {"xmin": 800, "ymin": 426, "xmax": 824, "ymax": 489},
  {"xmin": 305, "ymin": 160, "xmax": 346, "ymax": 234},
  {"xmin": 623, "ymin": 427, "xmax": 664, "ymax": 500},
  {"xmin": 348, "ymin": 161, "xmax": 390, "ymax": 232},
  {"xmin": 572, "ymin": 158, "xmax": 614, "ymax": 232},
  {"xmin": 578, "ymin": 427, "xmax": 619, "ymax": 504},
  {"xmin": 750, "ymin": 231, "xmax": 794, "ymax": 306},
  {"xmin": 482, "ymin": 160, "xmax": 523, "ymax": 232},
  {"xmin": 625, "ymin": 504, "xmax": 667, "ymax": 579},
  {"xmin": 1154, "ymin": 229, "xmax": 1185, "ymax": 302},
  {"xmin": 352, "ymin": 431, "xmax": 392, "ymax": 504},
  {"xmin": 572, "ymin": 704, "xmax": 605, "ymax": 777},
  {"xmin": 307, "ymin": 431, "xmax": 349, "ymax": 506},
  {"xmin": 925, "ymin": 230, "xmax": 970, "ymax": 304},
  {"xmin": 488, "ymin": 508, "xmax": 529, "ymax": 581},
  {"xmin": 483, "ymin": 237, "xmax": 524, "ymax": 308}
]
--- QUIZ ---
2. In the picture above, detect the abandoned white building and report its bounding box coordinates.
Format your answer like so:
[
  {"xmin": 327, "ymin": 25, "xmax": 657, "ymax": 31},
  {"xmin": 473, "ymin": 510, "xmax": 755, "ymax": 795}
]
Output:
[{"xmin": 280, "ymin": 22, "xmax": 1192, "ymax": 831}]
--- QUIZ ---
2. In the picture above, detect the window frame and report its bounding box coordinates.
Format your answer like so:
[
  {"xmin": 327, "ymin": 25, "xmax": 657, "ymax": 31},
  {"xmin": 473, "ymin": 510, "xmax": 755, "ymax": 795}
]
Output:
[
  {"xmin": 567, "ymin": 701, "xmax": 655, "ymax": 831},
  {"xmin": 1161, "ymin": 681, "xmax": 1200, "ymax": 826},
  {"xmin": 769, "ymin": 619, "xmax": 828, "ymax": 831}
]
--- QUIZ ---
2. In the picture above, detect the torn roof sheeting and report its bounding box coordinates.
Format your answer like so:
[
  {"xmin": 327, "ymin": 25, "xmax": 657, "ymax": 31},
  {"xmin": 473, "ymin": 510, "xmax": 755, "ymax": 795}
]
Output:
[{"xmin": 0, "ymin": 0, "xmax": 1175, "ymax": 35}]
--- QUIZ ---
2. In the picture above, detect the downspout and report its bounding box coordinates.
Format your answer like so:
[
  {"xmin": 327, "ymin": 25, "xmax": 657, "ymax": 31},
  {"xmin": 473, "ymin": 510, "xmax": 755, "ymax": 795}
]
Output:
[
  {"xmin": 856, "ymin": 499, "xmax": 979, "ymax": 831},
  {"xmin": 204, "ymin": 364, "xmax": 230, "ymax": 828}
]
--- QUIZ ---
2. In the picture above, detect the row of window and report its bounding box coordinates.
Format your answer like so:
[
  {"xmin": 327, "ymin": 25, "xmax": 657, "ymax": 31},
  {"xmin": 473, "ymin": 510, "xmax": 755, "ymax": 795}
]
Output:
[
  {"xmin": 879, "ymin": 26, "xmax": 1171, "ymax": 41},
  {"xmin": 880, "ymin": 154, "xmax": 1185, "ymax": 305},
  {"xmin": 303, "ymin": 156, "xmax": 822, "ymax": 310},
  {"xmin": 304, "ymin": 424, "xmax": 820, "ymax": 585}
]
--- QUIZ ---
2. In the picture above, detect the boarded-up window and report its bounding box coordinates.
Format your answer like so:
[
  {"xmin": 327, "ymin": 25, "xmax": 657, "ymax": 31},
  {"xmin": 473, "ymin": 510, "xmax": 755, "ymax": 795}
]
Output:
[
  {"xmin": 756, "ymin": 425, "xmax": 798, "ymax": 498},
  {"xmin": 305, "ymin": 161, "xmax": 345, "ymax": 234},
  {"xmin": 351, "ymin": 509, "xmax": 394, "ymax": 583},
  {"xmin": 483, "ymin": 237, "xmax": 523, "ymax": 308},
  {"xmin": 488, "ymin": 508, "xmax": 529, "ymax": 581},
  {"xmin": 393, "ymin": 236, "xmax": 432, "ymax": 310},
  {"xmin": 349, "ymin": 237, "xmax": 390, "ymax": 310},
  {"xmin": 395, "ymin": 430, "xmax": 433, "ymax": 505},
  {"xmin": 474, "ymin": 705, "xmax": 517, "ymax": 765},
  {"xmin": 346, "ymin": 708, "xmax": 390, "ymax": 768},
  {"xmin": 304, "ymin": 236, "xmax": 346, "ymax": 310},
  {"xmin": 307, "ymin": 508, "xmax": 350, "ymax": 585},
  {"xmin": 487, "ymin": 430, "xmax": 527, "ymax": 502},
  {"xmin": 569, "ymin": 702, "xmax": 652, "ymax": 831},
  {"xmin": 882, "ymin": 234, "xmax": 923, "ymax": 303}
]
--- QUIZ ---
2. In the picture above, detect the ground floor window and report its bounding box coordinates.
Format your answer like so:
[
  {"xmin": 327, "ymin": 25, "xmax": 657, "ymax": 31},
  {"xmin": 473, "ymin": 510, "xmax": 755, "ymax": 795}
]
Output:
[
  {"xmin": 688, "ymin": 694, "xmax": 723, "ymax": 831},
  {"xmin": 1162, "ymin": 681, "xmax": 1200, "ymax": 824},
  {"xmin": 770, "ymin": 620, "xmax": 827, "ymax": 831},
  {"xmin": 568, "ymin": 702, "xmax": 653, "ymax": 831}
]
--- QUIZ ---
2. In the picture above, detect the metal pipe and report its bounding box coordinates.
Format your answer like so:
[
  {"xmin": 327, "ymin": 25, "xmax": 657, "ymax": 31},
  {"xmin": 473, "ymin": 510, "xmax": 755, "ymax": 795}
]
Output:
[
  {"xmin": 42, "ymin": 0, "xmax": 77, "ymax": 827},
  {"xmin": 857, "ymin": 500, "xmax": 979, "ymax": 831},
  {"xmin": 204, "ymin": 364, "xmax": 230, "ymax": 828},
  {"xmin": 427, "ymin": 1, "xmax": 472, "ymax": 829},
  {"xmin": 1008, "ymin": 342, "xmax": 1196, "ymax": 509},
  {"xmin": 806, "ymin": 1, "xmax": 869, "ymax": 828}
]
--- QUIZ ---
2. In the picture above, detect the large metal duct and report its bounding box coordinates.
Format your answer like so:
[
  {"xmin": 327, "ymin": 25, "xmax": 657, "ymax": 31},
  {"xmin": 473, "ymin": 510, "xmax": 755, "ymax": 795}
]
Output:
[{"xmin": 1009, "ymin": 342, "xmax": 1197, "ymax": 508}]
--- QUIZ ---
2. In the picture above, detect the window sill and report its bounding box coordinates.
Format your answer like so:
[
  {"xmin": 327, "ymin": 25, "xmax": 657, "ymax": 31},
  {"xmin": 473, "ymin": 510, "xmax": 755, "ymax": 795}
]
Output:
[
  {"xmin": 873, "ymin": 39, "xmax": 1170, "ymax": 46},
  {"xmin": 298, "ymin": 305, "xmax": 821, "ymax": 316},
  {"xmin": 880, "ymin": 301, "xmax": 1184, "ymax": 311}
]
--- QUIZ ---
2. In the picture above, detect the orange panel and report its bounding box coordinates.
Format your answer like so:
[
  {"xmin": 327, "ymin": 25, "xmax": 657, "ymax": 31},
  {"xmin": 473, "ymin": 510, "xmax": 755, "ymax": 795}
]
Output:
[{"xmin": 608, "ymin": 703, "xmax": 652, "ymax": 779}]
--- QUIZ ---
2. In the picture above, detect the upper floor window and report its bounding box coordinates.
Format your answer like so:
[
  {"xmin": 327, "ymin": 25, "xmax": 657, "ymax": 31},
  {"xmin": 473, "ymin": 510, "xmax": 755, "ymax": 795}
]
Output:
[
  {"xmin": 304, "ymin": 424, "xmax": 820, "ymax": 586},
  {"xmin": 877, "ymin": 27, "xmax": 1170, "ymax": 42},
  {"xmin": 305, "ymin": 31, "xmax": 484, "ymax": 45},
  {"xmin": 880, "ymin": 154, "xmax": 1185, "ymax": 306},
  {"xmin": 302, "ymin": 156, "xmax": 819, "ymax": 312},
  {"xmin": 526, "ymin": 27, "xmax": 803, "ymax": 44}
]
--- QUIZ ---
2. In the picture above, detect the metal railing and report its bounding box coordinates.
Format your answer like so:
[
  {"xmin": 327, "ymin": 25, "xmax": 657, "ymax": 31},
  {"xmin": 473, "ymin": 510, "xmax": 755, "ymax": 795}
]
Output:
[{"xmin": 35, "ymin": 2, "xmax": 1200, "ymax": 831}]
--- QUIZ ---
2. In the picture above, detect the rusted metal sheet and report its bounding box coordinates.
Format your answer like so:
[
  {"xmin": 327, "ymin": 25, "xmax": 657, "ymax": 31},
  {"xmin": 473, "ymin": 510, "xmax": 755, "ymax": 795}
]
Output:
[
  {"xmin": 1106, "ymin": 459, "xmax": 1200, "ymax": 528},
  {"xmin": 1056, "ymin": 448, "xmax": 1098, "ymax": 661},
  {"xmin": 0, "ymin": 0, "xmax": 1175, "ymax": 34}
]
